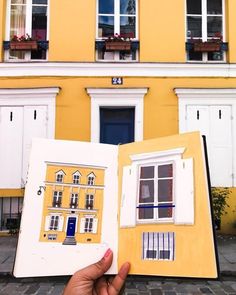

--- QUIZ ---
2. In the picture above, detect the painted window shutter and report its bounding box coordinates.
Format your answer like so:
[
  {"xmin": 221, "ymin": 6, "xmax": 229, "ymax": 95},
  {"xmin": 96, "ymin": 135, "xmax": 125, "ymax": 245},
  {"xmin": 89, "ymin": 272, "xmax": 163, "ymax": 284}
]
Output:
[
  {"xmin": 80, "ymin": 218, "xmax": 85, "ymax": 233},
  {"xmin": 175, "ymin": 158, "xmax": 194, "ymax": 225},
  {"xmin": 92, "ymin": 218, "xmax": 98, "ymax": 233},
  {"xmin": 58, "ymin": 216, "xmax": 64, "ymax": 231},
  {"xmin": 44, "ymin": 216, "xmax": 50, "ymax": 231},
  {"xmin": 120, "ymin": 165, "xmax": 137, "ymax": 228}
]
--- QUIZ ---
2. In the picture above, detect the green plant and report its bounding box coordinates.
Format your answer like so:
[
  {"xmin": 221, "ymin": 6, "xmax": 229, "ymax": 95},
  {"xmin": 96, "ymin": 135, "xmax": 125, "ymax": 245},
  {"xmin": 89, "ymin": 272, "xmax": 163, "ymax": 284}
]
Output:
[{"xmin": 211, "ymin": 187, "xmax": 230, "ymax": 221}]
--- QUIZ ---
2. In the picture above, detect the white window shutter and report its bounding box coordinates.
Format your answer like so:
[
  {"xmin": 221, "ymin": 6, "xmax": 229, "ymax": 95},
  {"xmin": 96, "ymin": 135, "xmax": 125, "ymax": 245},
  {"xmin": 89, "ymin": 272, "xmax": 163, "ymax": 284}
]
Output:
[
  {"xmin": 80, "ymin": 218, "xmax": 85, "ymax": 233},
  {"xmin": 92, "ymin": 218, "xmax": 98, "ymax": 233},
  {"xmin": 175, "ymin": 158, "xmax": 194, "ymax": 225},
  {"xmin": 58, "ymin": 216, "xmax": 64, "ymax": 231},
  {"xmin": 120, "ymin": 165, "xmax": 137, "ymax": 228},
  {"xmin": 44, "ymin": 216, "xmax": 50, "ymax": 231}
]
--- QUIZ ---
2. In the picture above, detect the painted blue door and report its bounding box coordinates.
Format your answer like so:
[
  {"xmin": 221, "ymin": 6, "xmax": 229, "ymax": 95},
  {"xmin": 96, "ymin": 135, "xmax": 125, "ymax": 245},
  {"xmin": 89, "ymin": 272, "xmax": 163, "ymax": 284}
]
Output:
[
  {"xmin": 100, "ymin": 108, "xmax": 135, "ymax": 145},
  {"xmin": 66, "ymin": 217, "xmax": 76, "ymax": 237}
]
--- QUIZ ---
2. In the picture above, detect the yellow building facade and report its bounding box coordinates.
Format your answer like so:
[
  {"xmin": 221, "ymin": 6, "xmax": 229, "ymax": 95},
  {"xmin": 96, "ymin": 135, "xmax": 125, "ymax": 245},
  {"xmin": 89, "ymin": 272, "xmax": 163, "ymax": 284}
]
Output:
[
  {"xmin": 0, "ymin": 0, "xmax": 235, "ymax": 234},
  {"xmin": 40, "ymin": 162, "xmax": 105, "ymax": 244}
]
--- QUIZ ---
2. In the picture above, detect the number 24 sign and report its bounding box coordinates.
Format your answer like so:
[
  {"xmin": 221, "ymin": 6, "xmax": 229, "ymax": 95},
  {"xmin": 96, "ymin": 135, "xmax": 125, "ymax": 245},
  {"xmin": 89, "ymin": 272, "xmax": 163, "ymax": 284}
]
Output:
[{"xmin": 112, "ymin": 77, "xmax": 123, "ymax": 85}]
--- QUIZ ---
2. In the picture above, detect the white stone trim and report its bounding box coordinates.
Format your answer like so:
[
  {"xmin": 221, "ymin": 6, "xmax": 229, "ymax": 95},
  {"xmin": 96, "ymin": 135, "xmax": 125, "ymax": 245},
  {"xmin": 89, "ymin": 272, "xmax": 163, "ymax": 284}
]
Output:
[
  {"xmin": 87, "ymin": 88, "xmax": 148, "ymax": 142},
  {"xmin": 175, "ymin": 87, "xmax": 236, "ymax": 187},
  {"xmin": 130, "ymin": 148, "xmax": 185, "ymax": 162},
  {"xmin": 0, "ymin": 87, "xmax": 59, "ymax": 138},
  {"xmin": 2, "ymin": 62, "xmax": 236, "ymax": 77}
]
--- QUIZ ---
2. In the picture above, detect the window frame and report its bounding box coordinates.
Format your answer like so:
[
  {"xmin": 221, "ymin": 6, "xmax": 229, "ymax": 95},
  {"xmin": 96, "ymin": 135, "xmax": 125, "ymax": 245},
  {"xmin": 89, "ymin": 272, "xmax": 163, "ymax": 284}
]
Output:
[
  {"xmin": 49, "ymin": 215, "xmax": 59, "ymax": 231},
  {"xmin": 186, "ymin": 0, "xmax": 226, "ymax": 62},
  {"xmin": 85, "ymin": 194, "xmax": 94, "ymax": 210},
  {"xmin": 52, "ymin": 191, "xmax": 62, "ymax": 208},
  {"xmin": 5, "ymin": 0, "xmax": 49, "ymax": 62},
  {"xmin": 70, "ymin": 193, "xmax": 78, "ymax": 209},
  {"xmin": 84, "ymin": 217, "xmax": 94, "ymax": 233},
  {"xmin": 55, "ymin": 170, "xmax": 65, "ymax": 183}
]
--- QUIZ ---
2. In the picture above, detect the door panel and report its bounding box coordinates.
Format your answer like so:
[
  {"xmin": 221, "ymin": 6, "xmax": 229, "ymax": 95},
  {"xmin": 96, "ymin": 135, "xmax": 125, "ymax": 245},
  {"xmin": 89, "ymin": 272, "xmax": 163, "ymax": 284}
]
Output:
[
  {"xmin": 66, "ymin": 217, "xmax": 76, "ymax": 237},
  {"xmin": 0, "ymin": 107, "xmax": 23, "ymax": 188}
]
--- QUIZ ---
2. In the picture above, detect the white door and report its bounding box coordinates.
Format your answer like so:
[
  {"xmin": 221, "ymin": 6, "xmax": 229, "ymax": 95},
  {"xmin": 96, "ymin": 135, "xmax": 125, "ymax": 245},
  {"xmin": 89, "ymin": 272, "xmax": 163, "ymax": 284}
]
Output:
[{"xmin": 186, "ymin": 105, "xmax": 233, "ymax": 187}]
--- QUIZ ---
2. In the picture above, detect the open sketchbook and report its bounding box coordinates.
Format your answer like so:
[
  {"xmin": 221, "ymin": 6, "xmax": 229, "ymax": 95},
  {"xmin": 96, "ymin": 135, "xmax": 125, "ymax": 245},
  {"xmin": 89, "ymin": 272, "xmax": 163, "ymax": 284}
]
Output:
[{"xmin": 14, "ymin": 132, "xmax": 219, "ymax": 279}]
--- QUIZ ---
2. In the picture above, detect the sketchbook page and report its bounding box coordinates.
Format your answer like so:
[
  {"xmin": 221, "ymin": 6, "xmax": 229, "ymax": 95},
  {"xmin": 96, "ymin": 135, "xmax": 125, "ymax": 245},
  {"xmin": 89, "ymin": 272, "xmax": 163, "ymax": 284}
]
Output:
[
  {"xmin": 118, "ymin": 132, "xmax": 218, "ymax": 279},
  {"xmin": 14, "ymin": 138, "xmax": 118, "ymax": 277}
]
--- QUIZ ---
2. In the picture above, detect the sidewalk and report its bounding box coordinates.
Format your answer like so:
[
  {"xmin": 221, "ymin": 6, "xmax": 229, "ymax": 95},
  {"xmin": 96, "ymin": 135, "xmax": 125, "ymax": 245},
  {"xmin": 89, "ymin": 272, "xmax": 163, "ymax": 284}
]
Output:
[{"xmin": 0, "ymin": 234, "xmax": 235, "ymax": 277}]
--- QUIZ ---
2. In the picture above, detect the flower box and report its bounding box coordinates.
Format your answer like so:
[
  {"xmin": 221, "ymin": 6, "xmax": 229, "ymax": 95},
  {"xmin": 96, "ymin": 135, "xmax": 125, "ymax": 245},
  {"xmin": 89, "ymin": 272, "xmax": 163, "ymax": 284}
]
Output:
[
  {"xmin": 105, "ymin": 41, "xmax": 131, "ymax": 51},
  {"xmin": 10, "ymin": 40, "xmax": 38, "ymax": 50},
  {"xmin": 193, "ymin": 41, "xmax": 221, "ymax": 52}
]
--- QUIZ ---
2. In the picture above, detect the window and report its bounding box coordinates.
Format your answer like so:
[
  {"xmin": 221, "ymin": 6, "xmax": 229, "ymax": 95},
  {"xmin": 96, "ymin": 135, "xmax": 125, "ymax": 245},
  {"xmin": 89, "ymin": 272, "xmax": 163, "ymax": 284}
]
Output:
[
  {"xmin": 52, "ymin": 191, "xmax": 62, "ymax": 208},
  {"xmin": 48, "ymin": 234, "xmax": 57, "ymax": 240},
  {"xmin": 55, "ymin": 170, "xmax": 65, "ymax": 183},
  {"xmin": 6, "ymin": 0, "xmax": 48, "ymax": 61},
  {"xmin": 85, "ymin": 195, "xmax": 94, "ymax": 210},
  {"xmin": 186, "ymin": 0, "xmax": 225, "ymax": 61},
  {"xmin": 73, "ymin": 171, "xmax": 81, "ymax": 184},
  {"xmin": 70, "ymin": 193, "xmax": 78, "ymax": 209},
  {"xmin": 87, "ymin": 173, "xmax": 95, "ymax": 186},
  {"xmin": 97, "ymin": 0, "xmax": 138, "ymax": 61},
  {"xmin": 137, "ymin": 164, "xmax": 174, "ymax": 222},
  {"xmin": 49, "ymin": 215, "xmax": 59, "ymax": 230},
  {"xmin": 84, "ymin": 217, "xmax": 94, "ymax": 233},
  {"xmin": 142, "ymin": 232, "xmax": 175, "ymax": 261}
]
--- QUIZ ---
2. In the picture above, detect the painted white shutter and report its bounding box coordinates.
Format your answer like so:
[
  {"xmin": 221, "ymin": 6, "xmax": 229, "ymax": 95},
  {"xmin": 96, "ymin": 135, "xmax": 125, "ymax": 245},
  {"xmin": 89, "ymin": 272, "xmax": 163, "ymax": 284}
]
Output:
[
  {"xmin": 0, "ymin": 107, "xmax": 23, "ymax": 188},
  {"xmin": 175, "ymin": 158, "xmax": 194, "ymax": 225},
  {"xmin": 120, "ymin": 165, "xmax": 137, "ymax": 228},
  {"xmin": 92, "ymin": 218, "xmax": 98, "ymax": 233},
  {"xmin": 45, "ymin": 216, "xmax": 50, "ymax": 231},
  {"xmin": 22, "ymin": 106, "xmax": 47, "ymax": 185},
  {"xmin": 80, "ymin": 218, "xmax": 85, "ymax": 233},
  {"xmin": 58, "ymin": 216, "xmax": 64, "ymax": 231}
]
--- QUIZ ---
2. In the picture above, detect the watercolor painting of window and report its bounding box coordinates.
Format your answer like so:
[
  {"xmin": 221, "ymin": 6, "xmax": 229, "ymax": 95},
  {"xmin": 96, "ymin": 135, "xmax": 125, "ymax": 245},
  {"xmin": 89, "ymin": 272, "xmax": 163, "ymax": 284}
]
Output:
[
  {"xmin": 85, "ymin": 194, "xmax": 94, "ymax": 210},
  {"xmin": 55, "ymin": 170, "xmax": 65, "ymax": 183},
  {"xmin": 137, "ymin": 163, "xmax": 174, "ymax": 222},
  {"xmin": 142, "ymin": 232, "xmax": 175, "ymax": 261},
  {"xmin": 70, "ymin": 193, "xmax": 78, "ymax": 209},
  {"xmin": 52, "ymin": 191, "xmax": 63, "ymax": 208},
  {"xmin": 73, "ymin": 171, "xmax": 81, "ymax": 184},
  {"xmin": 49, "ymin": 215, "xmax": 59, "ymax": 231},
  {"xmin": 87, "ymin": 172, "xmax": 96, "ymax": 186}
]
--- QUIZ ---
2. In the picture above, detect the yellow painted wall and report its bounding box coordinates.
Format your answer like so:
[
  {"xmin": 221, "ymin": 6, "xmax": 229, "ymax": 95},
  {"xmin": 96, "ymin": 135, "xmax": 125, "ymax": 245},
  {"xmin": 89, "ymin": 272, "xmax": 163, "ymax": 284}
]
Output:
[
  {"xmin": 227, "ymin": 0, "xmax": 236, "ymax": 63},
  {"xmin": 118, "ymin": 132, "xmax": 218, "ymax": 278}
]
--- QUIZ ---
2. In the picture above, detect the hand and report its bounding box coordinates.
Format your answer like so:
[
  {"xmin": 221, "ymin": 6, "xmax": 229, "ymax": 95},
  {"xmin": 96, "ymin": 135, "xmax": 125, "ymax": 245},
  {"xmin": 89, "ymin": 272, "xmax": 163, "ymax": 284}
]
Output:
[{"xmin": 63, "ymin": 248, "xmax": 130, "ymax": 295}]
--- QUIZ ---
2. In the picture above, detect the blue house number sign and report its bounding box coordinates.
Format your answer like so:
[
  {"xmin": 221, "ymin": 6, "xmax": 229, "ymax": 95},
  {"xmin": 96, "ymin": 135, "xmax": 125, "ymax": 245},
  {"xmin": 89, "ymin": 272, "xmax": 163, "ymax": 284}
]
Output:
[{"xmin": 112, "ymin": 77, "xmax": 123, "ymax": 85}]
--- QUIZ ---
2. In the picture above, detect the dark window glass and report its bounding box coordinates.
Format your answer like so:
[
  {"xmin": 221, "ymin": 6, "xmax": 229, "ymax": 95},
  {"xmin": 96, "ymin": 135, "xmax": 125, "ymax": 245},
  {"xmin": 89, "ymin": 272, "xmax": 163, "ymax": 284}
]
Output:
[
  {"xmin": 207, "ymin": 16, "xmax": 222, "ymax": 37},
  {"xmin": 158, "ymin": 205, "xmax": 173, "ymax": 218},
  {"xmin": 120, "ymin": 0, "xmax": 135, "ymax": 14},
  {"xmin": 188, "ymin": 50, "xmax": 203, "ymax": 61},
  {"xmin": 159, "ymin": 250, "xmax": 170, "ymax": 259},
  {"xmin": 207, "ymin": 0, "xmax": 222, "ymax": 14},
  {"xmin": 33, "ymin": 0, "xmax": 47, "ymax": 4},
  {"xmin": 139, "ymin": 180, "xmax": 154, "ymax": 203},
  {"xmin": 146, "ymin": 250, "xmax": 157, "ymax": 259},
  {"xmin": 187, "ymin": 0, "xmax": 201, "ymax": 14},
  {"xmin": 208, "ymin": 51, "xmax": 223, "ymax": 61},
  {"xmin": 158, "ymin": 164, "xmax": 173, "ymax": 178},
  {"xmin": 138, "ymin": 207, "xmax": 154, "ymax": 219},
  {"xmin": 99, "ymin": 0, "xmax": 114, "ymax": 14},
  {"xmin": 158, "ymin": 179, "xmax": 173, "ymax": 202},
  {"xmin": 187, "ymin": 16, "xmax": 202, "ymax": 38},
  {"xmin": 140, "ymin": 166, "xmax": 154, "ymax": 179},
  {"xmin": 120, "ymin": 16, "xmax": 135, "ymax": 38},
  {"xmin": 32, "ymin": 6, "xmax": 47, "ymax": 40},
  {"xmin": 98, "ymin": 16, "xmax": 114, "ymax": 37}
]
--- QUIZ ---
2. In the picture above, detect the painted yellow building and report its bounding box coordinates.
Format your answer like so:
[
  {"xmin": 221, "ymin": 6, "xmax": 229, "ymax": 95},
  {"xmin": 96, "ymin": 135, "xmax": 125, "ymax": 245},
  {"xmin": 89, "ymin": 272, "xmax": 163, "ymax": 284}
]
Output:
[
  {"xmin": 39, "ymin": 162, "xmax": 105, "ymax": 244},
  {"xmin": 0, "ymin": 0, "xmax": 235, "ymax": 234}
]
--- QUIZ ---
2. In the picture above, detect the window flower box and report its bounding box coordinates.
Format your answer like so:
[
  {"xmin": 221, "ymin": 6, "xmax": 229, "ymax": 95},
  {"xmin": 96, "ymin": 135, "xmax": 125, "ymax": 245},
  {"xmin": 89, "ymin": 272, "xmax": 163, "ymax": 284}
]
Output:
[
  {"xmin": 193, "ymin": 41, "xmax": 221, "ymax": 52},
  {"xmin": 105, "ymin": 40, "xmax": 131, "ymax": 51},
  {"xmin": 10, "ymin": 40, "xmax": 38, "ymax": 50}
]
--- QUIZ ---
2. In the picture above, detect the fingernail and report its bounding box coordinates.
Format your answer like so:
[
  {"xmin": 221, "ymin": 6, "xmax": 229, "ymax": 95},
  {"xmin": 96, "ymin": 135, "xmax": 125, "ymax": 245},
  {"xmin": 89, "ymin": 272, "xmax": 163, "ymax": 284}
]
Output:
[{"xmin": 104, "ymin": 248, "xmax": 112, "ymax": 258}]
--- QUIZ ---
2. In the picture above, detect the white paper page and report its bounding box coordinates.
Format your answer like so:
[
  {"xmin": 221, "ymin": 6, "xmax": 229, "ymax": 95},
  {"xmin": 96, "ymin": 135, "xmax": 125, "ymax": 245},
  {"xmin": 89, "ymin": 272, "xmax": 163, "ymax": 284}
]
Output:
[{"xmin": 14, "ymin": 138, "xmax": 118, "ymax": 277}]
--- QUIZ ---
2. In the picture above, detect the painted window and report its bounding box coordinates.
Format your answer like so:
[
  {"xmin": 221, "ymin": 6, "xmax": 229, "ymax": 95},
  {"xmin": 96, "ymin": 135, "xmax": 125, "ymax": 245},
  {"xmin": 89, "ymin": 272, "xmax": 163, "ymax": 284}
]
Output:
[
  {"xmin": 85, "ymin": 194, "xmax": 94, "ymax": 210},
  {"xmin": 55, "ymin": 171, "xmax": 64, "ymax": 183},
  {"xmin": 70, "ymin": 193, "xmax": 78, "ymax": 209},
  {"xmin": 87, "ymin": 173, "xmax": 95, "ymax": 186},
  {"xmin": 84, "ymin": 217, "xmax": 94, "ymax": 233},
  {"xmin": 142, "ymin": 232, "xmax": 175, "ymax": 261},
  {"xmin": 186, "ymin": 0, "xmax": 225, "ymax": 62},
  {"xmin": 49, "ymin": 215, "xmax": 59, "ymax": 230},
  {"xmin": 48, "ymin": 234, "xmax": 57, "ymax": 240},
  {"xmin": 52, "ymin": 191, "xmax": 62, "ymax": 208},
  {"xmin": 137, "ymin": 163, "xmax": 174, "ymax": 222},
  {"xmin": 97, "ymin": 0, "xmax": 138, "ymax": 61},
  {"xmin": 73, "ymin": 171, "xmax": 81, "ymax": 184},
  {"xmin": 5, "ymin": 0, "xmax": 48, "ymax": 61}
]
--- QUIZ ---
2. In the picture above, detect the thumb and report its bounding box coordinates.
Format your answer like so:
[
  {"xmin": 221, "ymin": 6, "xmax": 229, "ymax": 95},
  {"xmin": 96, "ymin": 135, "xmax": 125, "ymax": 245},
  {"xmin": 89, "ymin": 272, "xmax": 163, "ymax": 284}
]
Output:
[{"xmin": 76, "ymin": 248, "xmax": 113, "ymax": 281}]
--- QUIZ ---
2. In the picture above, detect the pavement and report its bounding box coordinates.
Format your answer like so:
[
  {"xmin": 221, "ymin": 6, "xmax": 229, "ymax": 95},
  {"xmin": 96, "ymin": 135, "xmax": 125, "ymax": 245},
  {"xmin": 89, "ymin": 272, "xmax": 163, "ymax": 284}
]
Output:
[{"xmin": 0, "ymin": 234, "xmax": 235, "ymax": 294}]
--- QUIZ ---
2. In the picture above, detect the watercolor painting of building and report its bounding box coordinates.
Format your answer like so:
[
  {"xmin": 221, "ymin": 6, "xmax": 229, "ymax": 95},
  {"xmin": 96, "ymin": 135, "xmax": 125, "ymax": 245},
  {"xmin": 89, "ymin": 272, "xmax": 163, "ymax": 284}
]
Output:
[{"xmin": 39, "ymin": 162, "xmax": 106, "ymax": 245}]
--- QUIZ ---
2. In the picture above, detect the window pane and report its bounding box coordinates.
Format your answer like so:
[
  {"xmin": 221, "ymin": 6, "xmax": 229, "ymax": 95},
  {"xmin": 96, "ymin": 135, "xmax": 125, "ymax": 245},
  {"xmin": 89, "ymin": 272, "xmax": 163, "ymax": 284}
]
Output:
[
  {"xmin": 32, "ymin": 6, "xmax": 47, "ymax": 40},
  {"xmin": 207, "ymin": 16, "xmax": 222, "ymax": 37},
  {"xmin": 187, "ymin": 0, "xmax": 201, "ymax": 14},
  {"xmin": 140, "ymin": 166, "xmax": 154, "ymax": 179},
  {"xmin": 208, "ymin": 51, "xmax": 223, "ymax": 61},
  {"xmin": 187, "ymin": 16, "xmax": 202, "ymax": 38},
  {"xmin": 98, "ymin": 16, "xmax": 114, "ymax": 37},
  {"xmin": 158, "ymin": 179, "xmax": 173, "ymax": 202},
  {"xmin": 10, "ymin": 5, "xmax": 26, "ymax": 37},
  {"xmin": 33, "ymin": 0, "xmax": 47, "ymax": 4},
  {"xmin": 159, "ymin": 250, "xmax": 170, "ymax": 260},
  {"xmin": 158, "ymin": 164, "xmax": 173, "ymax": 178},
  {"xmin": 146, "ymin": 250, "xmax": 157, "ymax": 259},
  {"xmin": 188, "ymin": 50, "xmax": 203, "ymax": 61},
  {"xmin": 99, "ymin": 0, "xmax": 114, "ymax": 14},
  {"xmin": 120, "ymin": 0, "xmax": 136, "ymax": 15},
  {"xmin": 138, "ymin": 207, "xmax": 154, "ymax": 219},
  {"xmin": 139, "ymin": 180, "xmax": 154, "ymax": 203},
  {"xmin": 120, "ymin": 16, "xmax": 135, "ymax": 38},
  {"xmin": 207, "ymin": 0, "xmax": 222, "ymax": 14},
  {"xmin": 158, "ymin": 205, "xmax": 173, "ymax": 218},
  {"xmin": 11, "ymin": 0, "xmax": 26, "ymax": 3}
]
